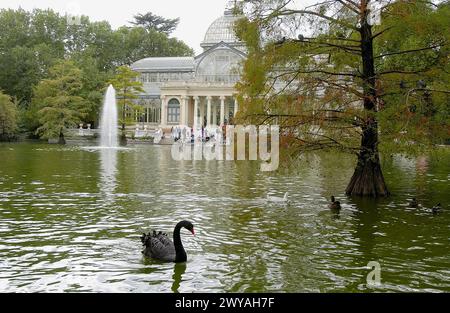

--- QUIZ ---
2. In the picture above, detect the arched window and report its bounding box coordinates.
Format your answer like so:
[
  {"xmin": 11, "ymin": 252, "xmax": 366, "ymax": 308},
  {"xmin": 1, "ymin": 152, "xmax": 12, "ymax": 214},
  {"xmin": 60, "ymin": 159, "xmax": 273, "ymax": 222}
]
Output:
[
  {"xmin": 195, "ymin": 49, "xmax": 243, "ymax": 83},
  {"xmin": 167, "ymin": 98, "xmax": 180, "ymax": 123}
]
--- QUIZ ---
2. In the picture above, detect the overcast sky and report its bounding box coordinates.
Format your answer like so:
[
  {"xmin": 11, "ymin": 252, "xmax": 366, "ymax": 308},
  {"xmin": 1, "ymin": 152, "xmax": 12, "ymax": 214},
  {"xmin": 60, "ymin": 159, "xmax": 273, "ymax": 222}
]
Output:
[{"xmin": 1, "ymin": 0, "xmax": 318, "ymax": 54}]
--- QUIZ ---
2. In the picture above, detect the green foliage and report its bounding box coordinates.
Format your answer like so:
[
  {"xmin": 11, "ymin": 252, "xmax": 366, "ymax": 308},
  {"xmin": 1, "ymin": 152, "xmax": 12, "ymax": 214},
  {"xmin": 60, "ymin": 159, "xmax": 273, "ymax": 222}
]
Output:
[
  {"xmin": 0, "ymin": 7, "xmax": 194, "ymax": 128},
  {"xmin": 376, "ymin": 1, "xmax": 450, "ymax": 149},
  {"xmin": 74, "ymin": 56, "xmax": 112, "ymax": 124},
  {"xmin": 131, "ymin": 12, "xmax": 180, "ymax": 35},
  {"xmin": 110, "ymin": 27, "xmax": 194, "ymax": 66},
  {"xmin": 0, "ymin": 46, "xmax": 42, "ymax": 106},
  {"xmin": 108, "ymin": 66, "xmax": 145, "ymax": 129},
  {"xmin": 236, "ymin": 0, "xmax": 449, "ymax": 159},
  {"xmin": 0, "ymin": 91, "xmax": 18, "ymax": 140},
  {"xmin": 0, "ymin": 9, "xmax": 66, "ymax": 107},
  {"xmin": 31, "ymin": 60, "xmax": 87, "ymax": 140}
]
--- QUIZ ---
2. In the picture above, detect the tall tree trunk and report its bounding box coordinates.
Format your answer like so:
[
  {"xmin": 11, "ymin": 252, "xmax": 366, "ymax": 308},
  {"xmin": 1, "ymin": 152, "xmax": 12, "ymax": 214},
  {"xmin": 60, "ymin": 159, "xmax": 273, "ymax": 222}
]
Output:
[
  {"xmin": 346, "ymin": 0, "xmax": 389, "ymax": 197},
  {"xmin": 120, "ymin": 97, "xmax": 127, "ymax": 145},
  {"xmin": 122, "ymin": 98, "xmax": 126, "ymax": 132},
  {"xmin": 346, "ymin": 118, "xmax": 389, "ymax": 196}
]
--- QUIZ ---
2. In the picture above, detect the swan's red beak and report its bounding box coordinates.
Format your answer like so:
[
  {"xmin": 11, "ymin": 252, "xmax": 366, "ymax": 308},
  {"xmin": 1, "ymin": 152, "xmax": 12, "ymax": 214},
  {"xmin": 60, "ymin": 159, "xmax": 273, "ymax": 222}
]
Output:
[{"xmin": 191, "ymin": 228, "xmax": 195, "ymax": 236}]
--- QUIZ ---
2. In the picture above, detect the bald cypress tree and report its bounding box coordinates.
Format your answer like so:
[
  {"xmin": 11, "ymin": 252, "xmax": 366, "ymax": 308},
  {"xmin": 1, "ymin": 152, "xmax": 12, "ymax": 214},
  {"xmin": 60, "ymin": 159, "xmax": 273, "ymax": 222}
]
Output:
[
  {"xmin": 32, "ymin": 60, "xmax": 87, "ymax": 144},
  {"xmin": 235, "ymin": 0, "xmax": 449, "ymax": 197},
  {"xmin": 108, "ymin": 66, "xmax": 144, "ymax": 144}
]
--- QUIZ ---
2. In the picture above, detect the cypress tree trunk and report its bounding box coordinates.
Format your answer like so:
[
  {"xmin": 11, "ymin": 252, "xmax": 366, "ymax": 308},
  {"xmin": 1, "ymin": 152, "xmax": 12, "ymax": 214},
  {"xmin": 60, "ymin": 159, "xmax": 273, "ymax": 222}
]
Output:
[
  {"xmin": 346, "ymin": 118, "xmax": 389, "ymax": 197},
  {"xmin": 120, "ymin": 116, "xmax": 127, "ymax": 145},
  {"xmin": 120, "ymin": 97, "xmax": 127, "ymax": 145},
  {"xmin": 345, "ymin": 0, "xmax": 389, "ymax": 197},
  {"xmin": 120, "ymin": 131, "xmax": 127, "ymax": 146}
]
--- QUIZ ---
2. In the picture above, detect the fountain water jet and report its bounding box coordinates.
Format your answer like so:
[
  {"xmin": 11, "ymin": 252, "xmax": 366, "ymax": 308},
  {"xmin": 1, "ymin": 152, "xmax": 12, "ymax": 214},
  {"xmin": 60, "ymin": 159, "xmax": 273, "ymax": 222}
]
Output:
[{"xmin": 100, "ymin": 85, "xmax": 119, "ymax": 147}]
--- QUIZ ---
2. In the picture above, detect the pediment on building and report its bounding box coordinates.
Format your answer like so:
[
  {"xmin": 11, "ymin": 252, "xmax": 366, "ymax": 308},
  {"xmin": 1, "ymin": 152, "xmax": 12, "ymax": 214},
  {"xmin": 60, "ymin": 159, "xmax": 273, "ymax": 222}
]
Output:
[{"xmin": 195, "ymin": 41, "xmax": 247, "ymax": 64}]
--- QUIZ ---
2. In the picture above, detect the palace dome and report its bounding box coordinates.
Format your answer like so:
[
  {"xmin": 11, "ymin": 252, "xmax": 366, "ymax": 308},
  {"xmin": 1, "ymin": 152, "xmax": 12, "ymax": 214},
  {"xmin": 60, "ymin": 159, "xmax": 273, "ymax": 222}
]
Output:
[{"xmin": 201, "ymin": 11, "xmax": 243, "ymax": 50}]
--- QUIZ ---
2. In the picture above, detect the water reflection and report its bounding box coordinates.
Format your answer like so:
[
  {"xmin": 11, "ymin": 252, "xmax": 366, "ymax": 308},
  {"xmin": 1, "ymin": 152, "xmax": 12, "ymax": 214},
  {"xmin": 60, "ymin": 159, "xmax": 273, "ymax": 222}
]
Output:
[
  {"xmin": 352, "ymin": 199, "xmax": 381, "ymax": 265},
  {"xmin": 0, "ymin": 143, "xmax": 448, "ymax": 292},
  {"xmin": 331, "ymin": 210, "xmax": 341, "ymax": 220},
  {"xmin": 171, "ymin": 263, "xmax": 187, "ymax": 293},
  {"xmin": 99, "ymin": 149, "xmax": 118, "ymax": 202}
]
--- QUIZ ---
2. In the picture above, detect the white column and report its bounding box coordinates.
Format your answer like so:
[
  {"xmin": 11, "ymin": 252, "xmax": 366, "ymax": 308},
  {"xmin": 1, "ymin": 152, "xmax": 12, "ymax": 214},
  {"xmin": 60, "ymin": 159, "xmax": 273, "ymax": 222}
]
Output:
[
  {"xmin": 199, "ymin": 98, "xmax": 205, "ymax": 127},
  {"xmin": 206, "ymin": 96, "xmax": 212, "ymax": 127},
  {"xmin": 160, "ymin": 96, "xmax": 167, "ymax": 127},
  {"xmin": 193, "ymin": 96, "xmax": 199, "ymax": 129},
  {"xmin": 234, "ymin": 98, "xmax": 239, "ymax": 117},
  {"xmin": 225, "ymin": 101, "xmax": 229, "ymax": 123},
  {"xmin": 181, "ymin": 96, "xmax": 189, "ymax": 126},
  {"xmin": 180, "ymin": 96, "xmax": 185, "ymax": 126},
  {"xmin": 220, "ymin": 96, "xmax": 225, "ymax": 126},
  {"xmin": 213, "ymin": 101, "xmax": 217, "ymax": 126},
  {"xmin": 185, "ymin": 96, "xmax": 190, "ymax": 126}
]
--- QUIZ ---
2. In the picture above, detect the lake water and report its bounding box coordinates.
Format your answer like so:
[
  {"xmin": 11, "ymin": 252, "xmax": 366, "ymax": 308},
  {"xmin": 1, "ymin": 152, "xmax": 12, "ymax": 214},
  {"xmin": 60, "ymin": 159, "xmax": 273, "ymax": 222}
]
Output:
[{"xmin": 0, "ymin": 142, "xmax": 449, "ymax": 292}]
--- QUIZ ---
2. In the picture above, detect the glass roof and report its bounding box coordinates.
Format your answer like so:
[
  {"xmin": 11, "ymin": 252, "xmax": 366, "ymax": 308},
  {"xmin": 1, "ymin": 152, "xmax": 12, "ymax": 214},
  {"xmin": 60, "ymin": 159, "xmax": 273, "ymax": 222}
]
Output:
[
  {"xmin": 131, "ymin": 57, "xmax": 194, "ymax": 71},
  {"xmin": 201, "ymin": 12, "xmax": 241, "ymax": 48}
]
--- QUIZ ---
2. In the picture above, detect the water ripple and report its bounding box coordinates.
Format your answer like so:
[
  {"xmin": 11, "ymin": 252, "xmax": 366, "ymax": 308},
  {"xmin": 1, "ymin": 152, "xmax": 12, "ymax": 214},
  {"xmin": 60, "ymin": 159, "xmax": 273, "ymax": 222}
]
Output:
[{"xmin": 0, "ymin": 143, "xmax": 448, "ymax": 292}]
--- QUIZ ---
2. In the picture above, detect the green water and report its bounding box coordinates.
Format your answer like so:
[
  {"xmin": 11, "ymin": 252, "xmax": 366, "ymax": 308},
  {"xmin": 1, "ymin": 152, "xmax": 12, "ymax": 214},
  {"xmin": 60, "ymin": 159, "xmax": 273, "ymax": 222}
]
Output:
[{"xmin": 0, "ymin": 142, "xmax": 448, "ymax": 292}]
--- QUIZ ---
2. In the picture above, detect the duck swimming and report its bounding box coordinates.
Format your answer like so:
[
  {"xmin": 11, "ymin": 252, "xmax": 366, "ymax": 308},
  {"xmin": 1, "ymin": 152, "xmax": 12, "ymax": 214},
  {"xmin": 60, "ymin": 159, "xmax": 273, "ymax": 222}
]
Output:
[
  {"xmin": 328, "ymin": 196, "xmax": 341, "ymax": 211},
  {"xmin": 267, "ymin": 192, "xmax": 289, "ymax": 203},
  {"xmin": 409, "ymin": 198, "xmax": 419, "ymax": 208},
  {"xmin": 432, "ymin": 203, "xmax": 441, "ymax": 215}
]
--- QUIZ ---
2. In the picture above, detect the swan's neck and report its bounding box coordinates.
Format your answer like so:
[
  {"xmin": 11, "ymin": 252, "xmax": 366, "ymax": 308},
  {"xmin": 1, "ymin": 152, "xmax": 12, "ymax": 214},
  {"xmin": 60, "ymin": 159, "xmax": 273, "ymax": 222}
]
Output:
[{"xmin": 173, "ymin": 224, "xmax": 187, "ymax": 262}]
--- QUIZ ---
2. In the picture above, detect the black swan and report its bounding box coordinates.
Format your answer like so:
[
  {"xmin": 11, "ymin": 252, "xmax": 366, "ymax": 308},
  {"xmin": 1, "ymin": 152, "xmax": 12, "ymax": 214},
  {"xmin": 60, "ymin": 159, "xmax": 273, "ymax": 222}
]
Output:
[
  {"xmin": 409, "ymin": 198, "xmax": 419, "ymax": 208},
  {"xmin": 141, "ymin": 221, "xmax": 195, "ymax": 263},
  {"xmin": 328, "ymin": 196, "xmax": 341, "ymax": 210}
]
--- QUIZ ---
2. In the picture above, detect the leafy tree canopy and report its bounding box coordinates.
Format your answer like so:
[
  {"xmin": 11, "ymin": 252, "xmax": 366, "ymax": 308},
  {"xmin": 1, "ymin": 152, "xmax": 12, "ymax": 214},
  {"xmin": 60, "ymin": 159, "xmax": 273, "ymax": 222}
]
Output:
[
  {"xmin": 0, "ymin": 8, "xmax": 194, "ymax": 108},
  {"xmin": 31, "ymin": 60, "xmax": 87, "ymax": 141},
  {"xmin": 235, "ymin": 0, "xmax": 449, "ymax": 196},
  {"xmin": 108, "ymin": 66, "xmax": 145, "ymax": 130},
  {"xmin": 0, "ymin": 90, "xmax": 18, "ymax": 140},
  {"xmin": 131, "ymin": 12, "xmax": 180, "ymax": 35}
]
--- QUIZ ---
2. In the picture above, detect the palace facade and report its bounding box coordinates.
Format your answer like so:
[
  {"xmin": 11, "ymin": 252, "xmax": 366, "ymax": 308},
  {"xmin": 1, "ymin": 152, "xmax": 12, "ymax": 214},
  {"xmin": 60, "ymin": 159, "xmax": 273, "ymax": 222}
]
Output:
[{"xmin": 130, "ymin": 9, "xmax": 245, "ymax": 131}]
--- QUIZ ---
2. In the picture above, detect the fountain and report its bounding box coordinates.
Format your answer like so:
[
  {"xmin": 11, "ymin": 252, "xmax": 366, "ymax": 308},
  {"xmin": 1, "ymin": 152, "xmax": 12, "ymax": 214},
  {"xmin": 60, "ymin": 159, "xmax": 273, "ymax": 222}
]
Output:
[
  {"xmin": 100, "ymin": 147, "xmax": 117, "ymax": 203},
  {"xmin": 99, "ymin": 85, "xmax": 119, "ymax": 148}
]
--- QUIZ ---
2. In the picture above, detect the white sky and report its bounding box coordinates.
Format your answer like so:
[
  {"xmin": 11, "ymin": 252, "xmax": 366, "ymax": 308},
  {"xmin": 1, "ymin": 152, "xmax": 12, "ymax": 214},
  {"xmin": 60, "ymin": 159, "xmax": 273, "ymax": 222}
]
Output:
[{"xmin": 1, "ymin": 0, "xmax": 318, "ymax": 54}]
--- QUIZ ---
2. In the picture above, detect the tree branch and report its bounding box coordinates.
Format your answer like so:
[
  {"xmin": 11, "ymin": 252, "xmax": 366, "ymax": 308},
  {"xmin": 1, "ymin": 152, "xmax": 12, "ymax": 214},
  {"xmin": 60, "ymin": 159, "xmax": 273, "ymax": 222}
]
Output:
[
  {"xmin": 299, "ymin": 69, "xmax": 361, "ymax": 77},
  {"xmin": 279, "ymin": 9, "xmax": 360, "ymax": 31},
  {"xmin": 293, "ymin": 38, "xmax": 362, "ymax": 54},
  {"xmin": 372, "ymin": 26, "xmax": 393, "ymax": 40},
  {"xmin": 375, "ymin": 44, "xmax": 444, "ymax": 59},
  {"xmin": 337, "ymin": 0, "xmax": 360, "ymax": 14}
]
